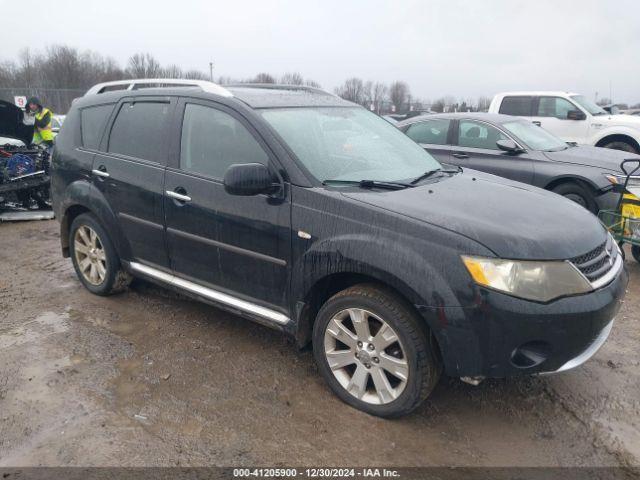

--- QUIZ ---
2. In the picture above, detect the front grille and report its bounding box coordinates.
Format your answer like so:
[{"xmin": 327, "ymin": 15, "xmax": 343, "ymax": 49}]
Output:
[{"xmin": 570, "ymin": 236, "xmax": 617, "ymax": 283}]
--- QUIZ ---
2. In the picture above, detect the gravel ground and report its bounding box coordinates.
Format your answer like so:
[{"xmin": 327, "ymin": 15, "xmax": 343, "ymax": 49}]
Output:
[{"xmin": 0, "ymin": 220, "xmax": 638, "ymax": 469}]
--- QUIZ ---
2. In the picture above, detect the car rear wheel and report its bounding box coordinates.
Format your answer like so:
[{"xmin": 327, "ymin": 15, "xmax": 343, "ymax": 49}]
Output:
[
  {"xmin": 313, "ymin": 284, "xmax": 441, "ymax": 418},
  {"xmin": 70, "ymin": 213, "xmax": 131, "ymax": 295},
  {"xmin": 602, "ymin": 140, "xmax": 639, "ymax": 154},
  {"xmin": 551, "ymin": 182, "xmax": 597, "ymax": 214}
]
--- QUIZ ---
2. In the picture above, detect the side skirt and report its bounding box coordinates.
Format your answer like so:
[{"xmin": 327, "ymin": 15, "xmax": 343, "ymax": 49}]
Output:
[{"xmin": 128, "ymin": 261, "xmax": 291, "ymax": 327}]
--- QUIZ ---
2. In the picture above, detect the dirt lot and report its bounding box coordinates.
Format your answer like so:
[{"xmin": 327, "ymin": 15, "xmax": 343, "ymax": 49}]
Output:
[{"xmin": 0, "ymin": 219, "xmax": 639, "ymax": 469}]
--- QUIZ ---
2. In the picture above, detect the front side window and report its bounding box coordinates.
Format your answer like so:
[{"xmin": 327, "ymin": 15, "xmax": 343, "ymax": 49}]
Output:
[
  {"xmin": 108, "ymin": 101, "xmax": 170, "ymax": 161},
  {"xmin": 405, "ymin": 119, "xmax": 451, "ymax": 145},
  {"xmin": 81, "ymin": 104, "xmax": 113, "ymax": 150},
  {"xmin": 180, "ymin": 104, "xmax": 269, "ymax": 179},
  {"xmin": 502, "ymin": 120, "xmax": 567, "ymax": 151},
  {"xmin": 261, "ymin": 107, "xmax": 441, "ymax": 183},
  {"xmin": 570, "ymin": 95, "xmax": 607, "ymax": 116},
  {"xmin": 499, "ymin": 96, "xmax": 533, "ymax": 116},
  {"xmin": 536, "ymin": 97, "xmax": 577, "ymax": 119},
  {"xmin": 457, "ymin": 120, "xmax": 508, "ymax": 150}
]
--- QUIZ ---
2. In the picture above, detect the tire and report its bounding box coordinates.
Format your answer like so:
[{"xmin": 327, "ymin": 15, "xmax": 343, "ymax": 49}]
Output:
[
  {"xmin": 551, "ymin": 182, "xmax": 597, "ymax": 214},
  {"xmin": 601, "ymin": 140, "xmax": 639, "ymax": 154},
  {"xmin": 632, "ymin": 245, "xmax": 640, "ymax": 263},
  {"xmin": 312, "ymin": 284, "xmax": 441, "ymax": 418},
  {"xmin": 69, "ymin": 213, "xmax": 132, "ymax": 296}
]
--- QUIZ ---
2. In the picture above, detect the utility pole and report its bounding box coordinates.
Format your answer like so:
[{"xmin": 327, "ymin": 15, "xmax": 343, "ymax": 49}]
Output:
[{"xmin": 209, "ymin": 62, "xmax": 214, "ymax": 82}]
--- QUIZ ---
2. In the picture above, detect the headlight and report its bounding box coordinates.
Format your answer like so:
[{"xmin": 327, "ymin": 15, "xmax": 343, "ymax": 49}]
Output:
[{"xmin": 461, "ymin": 256, "xmax": 592, "ymax": 302}]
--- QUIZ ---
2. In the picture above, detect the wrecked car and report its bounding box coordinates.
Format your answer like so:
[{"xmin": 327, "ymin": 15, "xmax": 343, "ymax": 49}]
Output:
[
  {"xmin": 0, "ymin": 100, "xmax": 51, "ymax": 211},
  {"xmin": 52, "ymin": 80, "xmax": 627, "ymax": 418}
]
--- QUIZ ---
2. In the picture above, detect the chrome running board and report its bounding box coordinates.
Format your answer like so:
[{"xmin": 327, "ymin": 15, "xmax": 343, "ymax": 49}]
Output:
[{"xmin": 129, "ymin": 262, "xmax": 290, "ymax": 325}]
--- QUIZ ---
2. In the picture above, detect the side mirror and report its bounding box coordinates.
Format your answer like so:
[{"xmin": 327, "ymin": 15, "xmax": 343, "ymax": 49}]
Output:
[
  {"xmin": 223, "ymin": 163, "xmax": 278, "ymax": 196},
  {"xmin": 496, "ymin": 139, "xmax": 522, "ymax": 153},
  {"xmin": 567, "ymin": 110, "xmax": 586, "ymax": 121}
]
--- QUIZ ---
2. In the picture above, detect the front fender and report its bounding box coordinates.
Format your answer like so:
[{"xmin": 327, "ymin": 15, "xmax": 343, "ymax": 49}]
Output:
[
  {"xmin": 58, "ymin": 179, "xmax": 130, "ymax": 260},
  {"xmin": 590, "ymin": 126, "xmax": 640, "ymax": 148}
]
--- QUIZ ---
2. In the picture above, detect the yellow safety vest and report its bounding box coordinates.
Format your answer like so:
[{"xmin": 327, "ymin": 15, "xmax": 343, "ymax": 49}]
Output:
[{"xmin": 33, "ymin": 107, "xmax": 54, "ymax": 144}]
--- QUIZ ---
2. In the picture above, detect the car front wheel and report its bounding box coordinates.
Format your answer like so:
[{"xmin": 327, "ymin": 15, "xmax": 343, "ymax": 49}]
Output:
[
  {"xmin": 313, "ymin": 284, "xmax": 441, "ymax": 418},
  {"xmin": 552, "ymin": 182, "xmax": 597, "ymax": 213}
]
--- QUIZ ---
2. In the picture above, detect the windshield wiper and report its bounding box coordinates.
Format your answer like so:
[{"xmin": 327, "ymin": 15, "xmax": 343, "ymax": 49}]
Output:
[
  {"xmin": 410, "ymin": 166, "xmax": 461, "ymax": 185},
  {"xmin": 322, "ymin": 179, "xmax": 414, "ymax": 190}
]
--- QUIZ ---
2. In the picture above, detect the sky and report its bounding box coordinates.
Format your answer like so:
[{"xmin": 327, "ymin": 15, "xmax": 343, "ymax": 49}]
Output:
[{"xmin": 1, "ymin": 0, "xmax": 639, "ymax": 104}]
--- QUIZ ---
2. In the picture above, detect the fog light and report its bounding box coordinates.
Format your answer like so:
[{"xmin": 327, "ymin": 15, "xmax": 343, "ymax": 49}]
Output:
[{"xmin": 511, "ymin": 341, "xmax": 551, "ymax": 369}]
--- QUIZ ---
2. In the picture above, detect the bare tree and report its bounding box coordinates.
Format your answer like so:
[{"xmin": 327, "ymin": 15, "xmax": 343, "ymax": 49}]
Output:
[
  {"xmin": 254, "ymin": 72, "xmax": 276, "ymax": 83},
  {"xmin": 161, "ymin": 64, "xmax": 184, "ymax": 79},
  {"xmin": 184, "ymin": 69, "xmax": 208, "ymax": 80},
  {"xmin": 280, "ymin": 72, "xmax": 304, "ymax": 85},
  {"xmin": 372, "ymin": 82, "xmax": 387, "ymax": 113},
  {"xmin": 127, "ymin": 53, "xmax": 162, "ymax": 78},
  {"xmin": 305, "ymin": 79, "xmax": 322, "ymax": 89},
  {"xmin": 334, "ymin": 77, "xmax": 366, "ymax": 105},
  {"xmin": 596, "ymin": 97, "xmax": 612, "ymax": 106},
  {"xmin": 476, "ymin": 96, "xmax": 491, "ymax": 112},
  {"xmin": 389, "ymin": 81, "xmax": 409, "ymax": 113}
]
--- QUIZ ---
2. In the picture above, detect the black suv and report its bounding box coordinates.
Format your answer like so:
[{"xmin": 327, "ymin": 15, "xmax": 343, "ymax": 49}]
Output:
[{"xmin": 52, "ymin": 80, "xmax": 627, "ymax": 417}]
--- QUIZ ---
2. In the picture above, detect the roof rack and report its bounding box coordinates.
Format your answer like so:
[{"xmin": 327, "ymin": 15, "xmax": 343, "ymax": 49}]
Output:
[
  {"xmin": 84, "ymin": 78, "xmax": 233, "ymax": 97},
  {"xmin": 225, "ymin": 83, "xmax": 335, "ymax": 96}
]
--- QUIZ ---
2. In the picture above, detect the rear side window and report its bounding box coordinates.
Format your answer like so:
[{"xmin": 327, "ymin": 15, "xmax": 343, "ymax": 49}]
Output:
[
  {"xmin": 499, "ymin": 96, "xmax": 533, "ymax": 116},
  {"xmin": 108, "ymin": 101, "xmax": 170, "ymax": 162},
  {"xmin": 179, "ymin": 103, "xmax": 269, "ymax": 179},
  {"xmin": 405, "ymin": 119, "xmax": 451, "ymax": 145},
  {"xmin": 81, "ymin": 104, "xmax": 113, "ymax": 150}
]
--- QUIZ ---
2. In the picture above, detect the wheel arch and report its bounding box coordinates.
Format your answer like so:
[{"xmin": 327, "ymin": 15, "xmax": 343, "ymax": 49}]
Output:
[
  {"xmin": 58, "ymin": 180, "xmax": 129, "ymax": 260},
  {"xmin": 595, "ymin": 133, "xmax": 640, "ymax": 153},
  {"xmin": 294, "ymin": 270, "xmax": 443, "ymax": 365},
  {"xmin": 544, "ymin": 175, "xmax": 600, "ymax": 193}
]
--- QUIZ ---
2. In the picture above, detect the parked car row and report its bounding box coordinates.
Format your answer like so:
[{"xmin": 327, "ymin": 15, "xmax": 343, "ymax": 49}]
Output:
[
  {"xmin": 45, "ymin": 79, "xmax": 628, "ymax": 418},
  {"xmin": 398, "ymin": 112, "xmax": 638, "ymax": 213}
]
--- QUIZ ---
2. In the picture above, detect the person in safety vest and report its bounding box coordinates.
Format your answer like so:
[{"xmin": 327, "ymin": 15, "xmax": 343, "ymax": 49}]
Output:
[{"xmin": 26, "ymin": 97, "xmax": 54, "ymax": 147}]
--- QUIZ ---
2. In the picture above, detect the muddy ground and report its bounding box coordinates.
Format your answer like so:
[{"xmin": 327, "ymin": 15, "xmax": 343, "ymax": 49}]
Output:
[{"xmin": 0, "ymin": 219, "xmax": 638, "ymax": 469}]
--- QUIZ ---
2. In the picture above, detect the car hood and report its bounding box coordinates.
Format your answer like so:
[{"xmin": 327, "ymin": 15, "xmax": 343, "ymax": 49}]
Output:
[
  {"xmin": 542, "ymin": 145, "xmax": 640, "ymax": 172},
  {"xmin": 342, "ymin": 170, "xmax": 607, "ymax": 260},
  {"xmin": 0, "ymin": 100, "xmax": 33, "ymax": 145},
  {"xmin": 597, "ymin": 113, "xmax": 640, "ymax": 129}
]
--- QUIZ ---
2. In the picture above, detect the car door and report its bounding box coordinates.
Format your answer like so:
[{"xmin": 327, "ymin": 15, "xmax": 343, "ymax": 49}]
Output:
[
  {"xmin": 402, "ymin": 118, "xmax": 454, "ymax": 164},
  {"xmin": 530, "ymin": 96, "xmax": 590, "ymax": 143},
  {"xmin": 164, "ymin": 99, "xmax": 290, "ymax": 310},
  {"xmin": 91, "ymin": 97, "xmax": 174, "ymax": 268},
  {"xmin": 451, "ymin": 119, "xmax": 534, "ymax": 184}
]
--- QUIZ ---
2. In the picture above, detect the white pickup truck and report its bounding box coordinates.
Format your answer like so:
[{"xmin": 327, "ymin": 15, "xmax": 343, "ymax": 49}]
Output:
[{"xmin": 489, "ymin": 91, "xmax": 640, "ymax": 154}]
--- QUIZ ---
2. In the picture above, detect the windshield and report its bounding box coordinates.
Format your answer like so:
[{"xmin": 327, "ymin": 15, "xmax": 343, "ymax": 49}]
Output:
[
  {"xmin": 261, "ymin": 107, "xmax": 441, "ymax": 183},
  {"xmin": 570, "ymin": 95, "xmax": 607, "ymax": 116},
  {"xmin": 502, "ymin": 120, "xmax": 568, "ymax": 151}
]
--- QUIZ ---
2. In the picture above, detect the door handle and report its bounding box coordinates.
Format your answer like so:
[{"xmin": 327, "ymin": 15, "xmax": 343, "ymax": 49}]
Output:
[
  {"xmin": 166, "ymin": 190, "xmax": 192, "ymax": 203},
  {"xmin": 92, "ymin": 166, "xmax": 110, "ymax": 178},
  {"xmin": 452, "ymin": 153, "xmax": 469, "ymax": 159},
  {"xmin": 532, "ymin": 121, "xmax": 542, "ymax": 127}
]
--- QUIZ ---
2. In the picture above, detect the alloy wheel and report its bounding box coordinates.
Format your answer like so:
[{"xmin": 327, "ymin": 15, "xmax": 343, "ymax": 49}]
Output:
[
  {"xmin": 323, "ymin": 308, "xmax": 409, "ymax": 405},
  {"xmin": 74, "ymin": 225, "xmax": 107, "ymax": 286}
]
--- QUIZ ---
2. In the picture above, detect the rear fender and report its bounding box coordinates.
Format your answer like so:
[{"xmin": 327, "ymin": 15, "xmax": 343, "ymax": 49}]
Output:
[{"xmin": 59, "ymin": 179, "xmax": 130, "ymax": 260}]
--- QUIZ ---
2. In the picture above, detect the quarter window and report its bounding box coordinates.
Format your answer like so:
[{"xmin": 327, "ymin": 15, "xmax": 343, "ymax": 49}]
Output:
[
  {"xmin": 81, "ymin": 104, "xmax": 114, "ymax": 150},
  {"xmin": 108, "ymin": 101, "xmax": 170, "ymax": 162},
  {"xmin": 180, "ymin": 104, "xmax": 269, "ymax": 179},
  {"xmin": 458, "ymin": 120, "xmax": 508, "ymax": 150},
  {"xmin": 405, "ymin": 119, "xmax": 451, "ymax": 145},
  {"xmin": 536, "ymin": 97, "xmax": 578, "ymax": 119},
  {"xmin": 499, "ymin": 96, "xmax": 533, "ymax": 116}
]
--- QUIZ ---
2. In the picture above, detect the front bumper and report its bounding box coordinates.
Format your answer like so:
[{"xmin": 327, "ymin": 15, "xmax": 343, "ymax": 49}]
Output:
[{"xmin": 421, "ymin": 262, "xmax": 628, "ymax": 378}]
